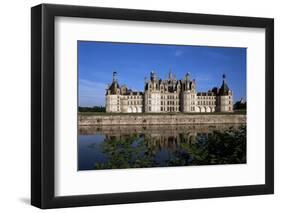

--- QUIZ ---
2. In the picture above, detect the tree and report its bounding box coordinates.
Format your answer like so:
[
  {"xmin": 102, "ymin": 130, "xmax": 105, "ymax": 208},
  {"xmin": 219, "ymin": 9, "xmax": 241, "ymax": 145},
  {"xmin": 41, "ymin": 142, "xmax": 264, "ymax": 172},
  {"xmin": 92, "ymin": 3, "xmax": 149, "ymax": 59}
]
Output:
[{"xmin": 79, "ymin": 106, "xmax": 106, "ymax": 112}]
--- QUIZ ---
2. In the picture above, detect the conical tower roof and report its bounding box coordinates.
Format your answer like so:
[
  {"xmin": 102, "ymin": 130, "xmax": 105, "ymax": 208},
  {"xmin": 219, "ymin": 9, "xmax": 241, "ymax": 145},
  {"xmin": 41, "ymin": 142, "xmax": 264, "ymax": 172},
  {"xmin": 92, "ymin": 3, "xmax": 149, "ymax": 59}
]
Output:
[
  {"xmin": 108, "ymin": 71, "xmax": 120, "ymax": 94},
  {"xmin": 219, "ymin": 74, "xmax": 230, "ymax": 95}
]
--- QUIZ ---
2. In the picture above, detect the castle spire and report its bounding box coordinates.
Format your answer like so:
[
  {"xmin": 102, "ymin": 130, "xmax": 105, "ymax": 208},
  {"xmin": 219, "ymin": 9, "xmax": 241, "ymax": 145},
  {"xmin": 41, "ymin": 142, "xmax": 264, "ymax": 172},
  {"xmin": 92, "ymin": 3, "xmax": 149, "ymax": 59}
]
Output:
[
  {"xmin": 219, "ymin": 73, "xmax": 230, "ymax": 95},
  {"xmin": 112, "ymin": 71, "xmax": 117, "ymax": 82},
  {"xmin": 150, "ymin": 70, "xmax": 157, "ymax": 81},
  {"xmin": 222, "ymin": 74, "xmax": 227, "ymax": 85},
  {"xmin": 168, "ymin": 68, "xmax": 173, "ymax": 80},
  {"xmin": 185, "ymin": 72, "xmax": 190, "ymax": 80}
]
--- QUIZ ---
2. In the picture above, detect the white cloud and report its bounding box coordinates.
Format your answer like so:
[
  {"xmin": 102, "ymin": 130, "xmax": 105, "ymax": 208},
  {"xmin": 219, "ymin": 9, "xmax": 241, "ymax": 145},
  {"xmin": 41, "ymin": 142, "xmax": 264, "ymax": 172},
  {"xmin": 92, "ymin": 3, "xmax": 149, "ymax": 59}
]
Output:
[
  {"xmin": 205, "ymin": 50, "xmax": 230, "ymax": 60},
  {"xmin": 174, "ymin": 49, "xmax": 183, "ymax": 57},
  {"xmin": 79, "ymin": 79, "xmax": 107, "ymax": 107}
]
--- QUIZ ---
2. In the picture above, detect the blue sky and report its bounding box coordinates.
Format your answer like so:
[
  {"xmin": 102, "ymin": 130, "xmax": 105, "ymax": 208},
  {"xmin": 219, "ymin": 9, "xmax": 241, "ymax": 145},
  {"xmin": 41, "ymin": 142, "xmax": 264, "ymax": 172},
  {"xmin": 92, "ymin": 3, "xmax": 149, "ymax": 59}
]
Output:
[{"xmin": 78, "ymin": 41, "xmax": 246, "ymax": 107}]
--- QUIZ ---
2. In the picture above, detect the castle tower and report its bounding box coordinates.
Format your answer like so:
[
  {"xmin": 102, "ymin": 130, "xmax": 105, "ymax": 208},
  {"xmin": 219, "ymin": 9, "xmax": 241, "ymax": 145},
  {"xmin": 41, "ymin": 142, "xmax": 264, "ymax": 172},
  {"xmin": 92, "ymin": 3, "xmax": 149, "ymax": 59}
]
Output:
[
  {"xmin": 105, "ymin": 71, "xmax": 121, "ymax": 112},
  {"xmin": 150, "ymin": 70, "xmax": 157, "ymax": 82},
  {"xmin": 144, "ymin": 71, "xmax": 161, "ymax": 112},
  {"xmin": 168, "ymin": 69, "xmax": 174, "ymax": 80},
  {"xmin": 217, "ymin": 74, "xmax": 233, "ymax": 112},
  {"xmin": 181, "ymin": 73, "xmax": 197, "ymax": 112}
]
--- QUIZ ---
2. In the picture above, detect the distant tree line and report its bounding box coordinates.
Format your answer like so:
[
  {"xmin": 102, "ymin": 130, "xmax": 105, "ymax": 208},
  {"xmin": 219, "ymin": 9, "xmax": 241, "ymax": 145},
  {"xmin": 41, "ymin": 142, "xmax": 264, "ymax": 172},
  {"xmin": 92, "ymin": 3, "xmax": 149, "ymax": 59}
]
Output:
[
  {"xmin": 233, "ymin": 100, "xmax": 246, "ymax": 110},
  {"xmin": 79, "ymin": 106, "xmax": 106, "ymax": 112}
]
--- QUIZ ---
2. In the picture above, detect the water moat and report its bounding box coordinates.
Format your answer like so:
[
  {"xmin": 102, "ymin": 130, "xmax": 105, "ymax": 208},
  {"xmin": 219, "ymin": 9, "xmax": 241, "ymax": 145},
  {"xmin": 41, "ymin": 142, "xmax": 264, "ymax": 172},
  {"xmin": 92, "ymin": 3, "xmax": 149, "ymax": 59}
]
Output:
[{"xmin": 78, "ymin": 124, "xmax": 246, "ymax": 170}]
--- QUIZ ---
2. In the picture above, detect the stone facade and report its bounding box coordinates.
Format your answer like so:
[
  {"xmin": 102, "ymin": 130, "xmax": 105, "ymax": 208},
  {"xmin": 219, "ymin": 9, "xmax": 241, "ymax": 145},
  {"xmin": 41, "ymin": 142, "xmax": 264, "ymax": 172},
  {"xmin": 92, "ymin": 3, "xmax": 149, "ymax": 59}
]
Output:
[{"xmin": 106, "ymin": 71, "xmax": 233, "ymax": 113}]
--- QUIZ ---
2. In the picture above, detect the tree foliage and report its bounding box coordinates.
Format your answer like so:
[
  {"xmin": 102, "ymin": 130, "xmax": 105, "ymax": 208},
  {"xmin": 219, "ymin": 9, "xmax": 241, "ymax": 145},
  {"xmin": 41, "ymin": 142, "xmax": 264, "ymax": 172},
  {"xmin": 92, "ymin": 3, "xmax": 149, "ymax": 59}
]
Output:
[
  {"xmin": 92, "ymin": 125, "xmax": 246, "ymax": 170},
  {"xmin": 79, "ymin": 106, "xmax": 106, "ymax": 112}
]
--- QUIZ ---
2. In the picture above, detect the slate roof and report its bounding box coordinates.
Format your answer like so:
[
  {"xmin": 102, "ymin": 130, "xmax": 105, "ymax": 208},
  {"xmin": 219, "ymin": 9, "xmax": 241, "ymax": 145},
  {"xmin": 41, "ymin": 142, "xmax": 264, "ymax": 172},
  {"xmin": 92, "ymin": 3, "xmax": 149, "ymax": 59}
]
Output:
[
  {"xmin": 219, "ymin": 80, "xmax": 230, "ymax": 95},
  {"xmin": 108, "ymin": 81, "xmax": 120, "ymax": 94}
]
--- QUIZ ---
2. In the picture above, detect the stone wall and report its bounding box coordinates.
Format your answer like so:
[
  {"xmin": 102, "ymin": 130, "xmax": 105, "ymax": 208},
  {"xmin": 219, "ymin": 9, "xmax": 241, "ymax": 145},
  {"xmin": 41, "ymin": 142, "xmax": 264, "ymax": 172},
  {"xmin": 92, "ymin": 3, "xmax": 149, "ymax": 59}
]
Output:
[
  {"xmin": 79, "ymin": 123, "xmax": 243, "ymax": 135},
  {"xmin": 79, "ymin": 114, "xmax": 246, "ymax": 126}
]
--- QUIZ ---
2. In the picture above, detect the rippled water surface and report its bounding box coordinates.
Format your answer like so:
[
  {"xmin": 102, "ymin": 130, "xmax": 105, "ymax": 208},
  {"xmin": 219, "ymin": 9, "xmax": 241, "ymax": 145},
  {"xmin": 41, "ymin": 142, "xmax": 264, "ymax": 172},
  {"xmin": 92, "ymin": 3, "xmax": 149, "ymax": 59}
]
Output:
[{"xmin": 78, "ymin": 124, "xmax": 246, "ymax": 170}]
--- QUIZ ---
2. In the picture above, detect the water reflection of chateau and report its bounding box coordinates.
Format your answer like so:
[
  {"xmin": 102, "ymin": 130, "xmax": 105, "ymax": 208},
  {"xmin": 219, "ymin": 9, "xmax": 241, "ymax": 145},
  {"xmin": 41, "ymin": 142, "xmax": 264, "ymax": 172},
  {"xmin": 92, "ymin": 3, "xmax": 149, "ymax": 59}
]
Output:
[
  {"xmin": 143, "ymin": 133, "xmax": 196, "ymax": 152},
  {"xmin": 80, "ymin": 124, "xmax": 240, "ymax": 152},
  {"xmin": 106, "ymin": 71, "xmax": 233, "ymax": 113}
]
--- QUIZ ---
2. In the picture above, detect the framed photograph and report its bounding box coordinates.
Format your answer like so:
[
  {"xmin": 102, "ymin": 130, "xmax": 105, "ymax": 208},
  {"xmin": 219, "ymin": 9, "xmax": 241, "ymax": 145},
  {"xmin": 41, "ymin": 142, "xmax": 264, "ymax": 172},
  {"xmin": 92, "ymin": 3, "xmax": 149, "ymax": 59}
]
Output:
[{"xmin": 31, "ymin": 4, "xmax": 274, "ymax": 209}]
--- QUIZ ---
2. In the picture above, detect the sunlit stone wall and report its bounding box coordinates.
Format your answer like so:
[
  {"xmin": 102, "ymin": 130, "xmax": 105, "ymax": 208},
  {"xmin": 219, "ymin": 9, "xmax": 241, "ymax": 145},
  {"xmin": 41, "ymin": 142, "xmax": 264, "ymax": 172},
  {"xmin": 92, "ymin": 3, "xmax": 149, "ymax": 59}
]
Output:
[{"xmin": 79, "ymin": 114, "xmax": 246, "ymax": 126}]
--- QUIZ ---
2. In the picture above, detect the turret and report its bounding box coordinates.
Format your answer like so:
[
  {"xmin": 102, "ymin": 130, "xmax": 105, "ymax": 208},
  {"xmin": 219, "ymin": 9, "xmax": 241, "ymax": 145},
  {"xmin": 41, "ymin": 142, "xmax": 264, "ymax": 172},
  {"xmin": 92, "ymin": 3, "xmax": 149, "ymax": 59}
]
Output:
[
  {"xmin": 181, "ymin": 73, "xmax": 197, "ymax": 112},
  {"xmin": 219, "ymin": 74, "xmax": 230, "ymax": 95},
  {"xmin": 105, "ymin": 71, "xmax": 121, "ymax": 113},
  {"xmin": 113, "ymin": 71, "xmax": 117, "ymax": 82},
  {"xmin": 184, "ymin": 72, "xmax": 190, "ymax": 81},
  {"xmin": 217, "ymin": 74, "xmax": 233, "ymax": 112},
  {"xmin": 150, "ymin": 70, "xmax": 157, "ymax": 82},
  {"xmin": 106, "ymin": 71, "xmax": 120, "ymax": 95},
  {"xmin": 168, "ymin": 69, "xmax": 175, "ymax": 80}
]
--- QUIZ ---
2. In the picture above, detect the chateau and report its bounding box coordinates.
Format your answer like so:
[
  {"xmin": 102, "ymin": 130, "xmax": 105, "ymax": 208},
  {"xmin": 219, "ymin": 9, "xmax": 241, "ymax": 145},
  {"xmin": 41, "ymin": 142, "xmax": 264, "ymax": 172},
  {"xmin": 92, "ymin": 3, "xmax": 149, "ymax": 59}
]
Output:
[{"xmin": 105, "ymin": 71, "xmax": 233, "ymax": 113}]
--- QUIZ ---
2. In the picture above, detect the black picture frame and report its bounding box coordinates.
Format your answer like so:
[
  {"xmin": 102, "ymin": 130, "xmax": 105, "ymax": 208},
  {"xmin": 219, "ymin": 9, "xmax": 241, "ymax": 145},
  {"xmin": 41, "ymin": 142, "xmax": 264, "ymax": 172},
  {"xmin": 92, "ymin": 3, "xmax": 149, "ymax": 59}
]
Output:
[{"xmin": 31, "ymin": 3, "xmax": 274, "ymax": 209}]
